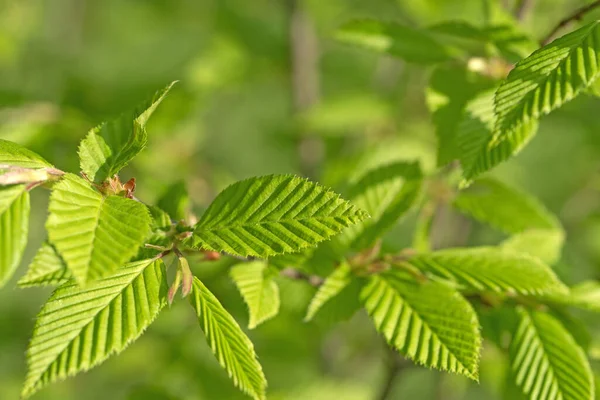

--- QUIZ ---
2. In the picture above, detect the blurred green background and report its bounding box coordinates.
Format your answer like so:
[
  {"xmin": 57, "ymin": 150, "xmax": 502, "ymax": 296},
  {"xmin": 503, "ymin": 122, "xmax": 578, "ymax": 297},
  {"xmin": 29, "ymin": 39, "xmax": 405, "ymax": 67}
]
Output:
[{"xmin": 1, "ymin": 0, "xmax": 600, "ymax": 399}]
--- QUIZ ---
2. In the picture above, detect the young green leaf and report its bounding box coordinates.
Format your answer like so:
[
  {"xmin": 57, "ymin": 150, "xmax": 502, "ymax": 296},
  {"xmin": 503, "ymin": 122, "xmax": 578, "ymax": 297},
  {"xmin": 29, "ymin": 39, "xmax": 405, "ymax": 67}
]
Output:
[
  {"xmin": 230, "ymin": 261, "xmax": 280, "ymax": 329},
  {"xmin": 157, "ymin": 181, "xmax": 190, "ymax": 222},
  {"xmin": 409, "ymin": 247, "xmax": 568, "ymax": 295},
  {"xmin": 457, "ymin": 89, "xmax": 538, "ymax": 181},
  {"xmin": 18, "ymin": 242, "xmax": 71, "ymax": 288},
  {"xmin": 189, "ymin": 277, "xmax": 267, "ymax": 400},
  {"xmin": 0, "ymin": 185, "xmax": 29, "ymax": 288},
  {"xmin": 468, "ymin": 21, "xmax": 600, "ymax": 179},
  {"xmin": 361, "ymin": 271, "xmax": 481, "ymax": 380},
  {"xmin": 336, "ymin": 19, "xmax": 454, "ymax": 64},
  {"xmin": 426, "ymin": 66, "xmax": 494, "ymax": 165},
  {"xmin": 0, "ymin": 139, "xmax": 53, "ymax": 169},
  {"xmin": 342, "ymin": 161, "xmax": 422, "ymax": 249},
  {"xmin": 22, "ymin": 258, "xmax": 168, "ymax": 398},
  {"xmin": 453, "ymin": 178, "xmax": 564, "ymax": 263},
  {"xmin": 304, "ymin": 262, "xmax": 352, "ymax": 322},
  {"xmin": 454, "ymin": 178, "xmax": 559, "ymax": 233},
  {"xmin": 187, "ymin": 175, "xmax": 368, "ymax": 258},
  {"xmin": 546, "ymin": 280, "xmax": 600, "ymax": 313},
  {"xmin": 509, "ymin": 308, "xmax": 594, "ymax": 400},
  {"xmin": 501, "ymin": 229, "xmax": 565, "ymax": 265},
  {"xmin": 78, "ymin": 81, "xmax": 176, "ymax": 183},
  {"xmin": 46, "ymin": 174, "xmax": 152, "ymax": 284}
]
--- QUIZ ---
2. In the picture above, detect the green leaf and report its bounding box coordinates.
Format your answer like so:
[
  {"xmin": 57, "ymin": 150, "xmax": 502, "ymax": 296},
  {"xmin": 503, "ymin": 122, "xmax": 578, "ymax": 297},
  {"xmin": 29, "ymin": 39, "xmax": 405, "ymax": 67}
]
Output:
[
  {"xmin": 0, "ymin": 185, "xmax": 29, "ymax": 288},
  {"xmin": 230, "ymin": 261, "xmax": 280, "ymax": 329},
  {"xmin": 187, "ymin": 175, "xmax": 368, "ymax": 258},
  {"xmin": 457, "ymin": 89, "xmax": 538, "ymax": 181},
  {"xmin": 46, "ymin": 174, "xmax": 152, "ymax": 284},
  {"xmin": 409, "ymin": 247, "xmax": 568, "ymax": 295},
  {"xmin": 22, "ymin": 258, "xmax": 168, "ymax": 398},
  {"xmin": 156, "ymin": 180, "xmax": 190, "ymax": 222},
  {"xmin": 510, "ymin": 308, "xmax": 594, "ymax": 400},
  {"xmin": 426, "ymin": 66, "xmax": 494, "ymax": 165},
  {"xmin": 18, "ymin": 242, "xmax": 70, "ymax": 288},
  {"xmin": 189, "ymin": 277, "xmax": 267, "ymax": 400},
  {"xmin": 304, "ymin": 262, "xmax": 352, "ymax": 322},
  {"xmin": 469, "ymin": 21, "xmax": 600, "ymax": 179},
  {"xmin": 336, "ymin": 19, "xmax": 454, "ymax": 64},
  {"xmin": 0, "ymin": 139, "xmax": 52, "ymax": 169},
  {"xmin": 454, "ymin": 178, "xmax": 559, "ymax": 233},
  {"xmin": 546, "ymin": 281, "xmax": 600, "ymax": 313},
  {"xmin": 428, "ymin": 22, "xmax": 536, "ymax": 61},
  {"xmin": 361, "ymin": 270, "xmax": 481, "ymax": 380},
  {"xmin": 501, "ymin": 229, "xmax": 565, "ymax": 265},
  {"xmin": 78, "ymin": 82, "xmax": 176, "ymax": 182},
  {"xmin": 453, "ymin": 178, "xmax": 564, "ymax": 263},
  {"xmin": 342, "ymin": 162, "xmax": 421, "ymax": 249}
]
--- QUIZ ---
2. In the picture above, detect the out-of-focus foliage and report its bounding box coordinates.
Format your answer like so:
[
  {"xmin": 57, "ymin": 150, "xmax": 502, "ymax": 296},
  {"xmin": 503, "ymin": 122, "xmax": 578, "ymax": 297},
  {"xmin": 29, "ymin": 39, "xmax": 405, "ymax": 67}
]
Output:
[{"xmin": 3, "ymin": 0, "xmax": 600, "ymax": 399}]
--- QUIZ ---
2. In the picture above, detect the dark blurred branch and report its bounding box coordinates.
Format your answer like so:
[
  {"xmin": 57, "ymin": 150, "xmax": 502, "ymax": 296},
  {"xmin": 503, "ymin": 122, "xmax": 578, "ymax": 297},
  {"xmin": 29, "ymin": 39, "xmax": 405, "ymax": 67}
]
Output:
[
  {"xmin": 280, "ymin": 267, "xmax": 324, "ymax": 287},
  {"xmin": 540, "ymin": 0, "xmax": 600, "ymax": 45},
  {"xmin": 375, "ymin": 345, "xmax": 407, "ymax": 400},
  {"xmin": 288, "ymin": 0, "xmax": 322, "ymax": 178},
  {"xmin": 514, "ymin": 0, "xmax": 534, "ymax": 20}
]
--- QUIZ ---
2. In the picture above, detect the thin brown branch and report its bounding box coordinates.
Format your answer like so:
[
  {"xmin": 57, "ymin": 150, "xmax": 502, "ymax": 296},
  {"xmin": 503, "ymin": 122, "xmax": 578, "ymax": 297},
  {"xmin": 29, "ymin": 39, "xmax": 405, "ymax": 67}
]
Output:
[
  {"xmin": 540, "ymin": 0, "xmax": 600, "ymax": 45},
  {"xmin": 280, "ymin": 267, "xmax": 324, "ymax": 287}
]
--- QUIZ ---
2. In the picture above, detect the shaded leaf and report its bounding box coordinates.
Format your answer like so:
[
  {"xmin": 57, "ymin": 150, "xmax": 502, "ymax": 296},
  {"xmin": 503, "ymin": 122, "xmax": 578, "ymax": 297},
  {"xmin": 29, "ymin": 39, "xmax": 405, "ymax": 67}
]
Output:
[
  {"xmin": 0, "ymin": 185, "xmax": 29, "ymax": 288},
  {"xmin": 305, "ymin": 262, "xmax": 352, "ymax": 322},
  {"xmin": 18, "ymin": 242, "xmax": 70, "ymax": 288},
  {"xmin": 0, "ymin": 139, "xmax": 52, "ymax": 169},
  {"xmin": 336, "ymin": 19, "xmax": 454, "ymax": 64},
  {"xmin": 342, "ymin": 161, "xmax": 421, "ymax": 249},
  {"xmin": 409, "ymin": 247, "xmax": 568, "ymax": 295},
  {"xmin": 157, "ymin": 180, "xmax": 190, "ymax": 222},
  {"xmin": 230, "ymin": 261, "xmax": 280, "ymax": 329}
]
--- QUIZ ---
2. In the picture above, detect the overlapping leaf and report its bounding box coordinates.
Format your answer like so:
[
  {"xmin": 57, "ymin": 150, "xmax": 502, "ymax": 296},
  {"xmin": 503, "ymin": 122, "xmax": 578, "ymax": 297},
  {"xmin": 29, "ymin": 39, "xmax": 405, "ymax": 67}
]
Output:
[
  {"xmin": 189, "ymin": 277, "xmax": 267, "ymax": 400},
  {"xmin": 46, "ymin": 174, "xmax": 152, "ymax": 284},
  {"xmin": 336, "ymin": 19, "xmax": 454, "ymax": 64},
  {"xmin": 426, "ymin": 66, "xmax": 494, "ymax": 165},
  {"xmin": 0, "ymin": 185, "xmax": 29, "ymax": 287},
  {"xmin": 409, "ymin": 247, "xmax": 567, "ymax": 295},
  {"xmin": 467, "ymin": 21, "xmax": 600, "ymax": 179},
  {"xmin": 341, "ymin": 161, "xmax": 421, "ymax": 249},
  {"xmin": 230, "ymin": 261, "xmax": 280, "ymax": 329},
  {"xmin": 22, "ymin": 258, "xmax": 168, "ymax": 398},
  {"xmin": 361, "ymin": 271, "xmax": 481, "ymax": 380},
  {"xmin": 187, "ymin": 175, "xmax": 368, "ymax": 258},
  {"xmin": 0, "ymin": 139, "xmax": 52, "ymax": 169},
  {"xmin": 305, "ymin": 262, "xmax": 352, "ymax": 322},
  {"xmin": 78, "ymin": 82, "xmax": 176, "ymax": 182},
  {"xmin": 509, "ymin": 308, "xmax": 594, "ymax": 400},
  {"xmin": 157, "ymin": 180, "xmax": 190, "ymax": 222},
  {"xmin": 457, "ymin": 90, "xmax": 538, "ymax": 181},
  {"xmin": 546, "ymin": 281, "xmax": 600, "ymax": 313},
  {"xmin": 453, "ymin": 178, "xmax": 564, "ymax": 263},
  {"xmin": 18, "ymin": 242, "xmax": 70, "ymax": 288}
]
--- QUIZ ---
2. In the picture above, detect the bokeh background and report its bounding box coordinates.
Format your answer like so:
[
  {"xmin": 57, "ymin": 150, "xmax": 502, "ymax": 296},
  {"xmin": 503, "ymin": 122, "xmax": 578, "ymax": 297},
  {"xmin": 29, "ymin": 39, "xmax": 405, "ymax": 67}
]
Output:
[{"xmin": 1, "ymin": 0, "xmax": 600, "ymax": 399}]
